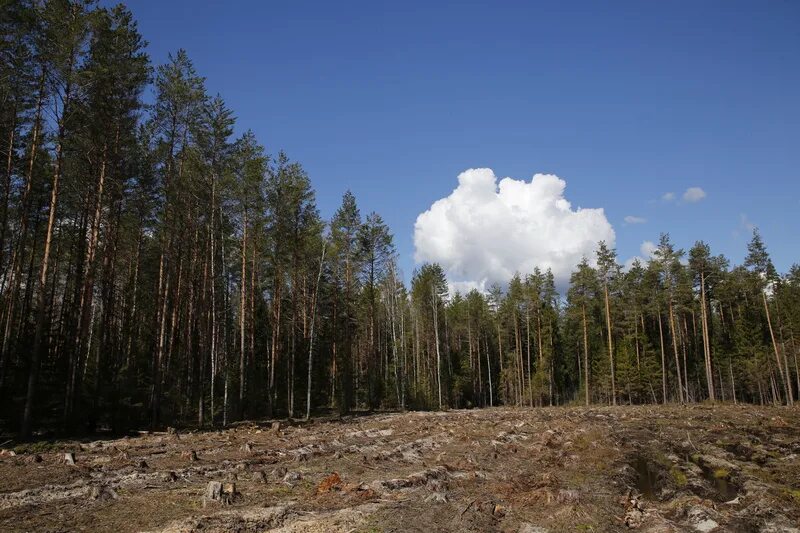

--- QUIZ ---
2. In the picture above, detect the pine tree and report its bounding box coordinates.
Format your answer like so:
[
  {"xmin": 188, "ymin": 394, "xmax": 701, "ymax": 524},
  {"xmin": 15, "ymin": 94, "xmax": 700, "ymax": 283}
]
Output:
[{"xmin": 745, "ymin": 229, "xmax": 792, "ymax": 404}]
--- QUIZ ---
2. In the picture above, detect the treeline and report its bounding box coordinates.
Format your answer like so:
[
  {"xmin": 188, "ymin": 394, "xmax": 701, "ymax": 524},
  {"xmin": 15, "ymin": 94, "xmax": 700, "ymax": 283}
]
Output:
[{"xmin": 1, "ymin": 1, "xmax": 799, "ymax": 438}]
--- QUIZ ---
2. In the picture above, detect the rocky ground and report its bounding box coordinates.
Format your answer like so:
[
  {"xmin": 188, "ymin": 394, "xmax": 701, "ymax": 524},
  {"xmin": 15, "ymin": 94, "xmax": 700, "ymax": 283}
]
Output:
[{"xmin": 1, "ymin": 405, "xmax": 799, "ymax": 532}]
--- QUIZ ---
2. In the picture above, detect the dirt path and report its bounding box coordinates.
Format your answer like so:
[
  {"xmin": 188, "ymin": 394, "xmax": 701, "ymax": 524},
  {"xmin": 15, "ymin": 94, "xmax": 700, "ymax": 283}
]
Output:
[{"xmin": 1, "ymin": 405, "xmax": 799, "ymax": 532}]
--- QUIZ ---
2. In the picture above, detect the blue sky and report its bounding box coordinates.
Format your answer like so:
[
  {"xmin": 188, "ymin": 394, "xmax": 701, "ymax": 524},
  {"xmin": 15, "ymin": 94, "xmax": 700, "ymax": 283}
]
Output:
[{"xmin": 118, "ymin": 0, "xmax": 799, "ymax": 284}]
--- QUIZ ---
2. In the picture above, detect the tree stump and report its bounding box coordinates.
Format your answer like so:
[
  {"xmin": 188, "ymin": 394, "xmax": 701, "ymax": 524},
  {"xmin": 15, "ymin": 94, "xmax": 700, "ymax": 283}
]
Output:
[
  {"xmin": 204, "ymin": 481, "xmax": 223, "ymax": 506},
  {"xmin": 204, "ymin": 480, "xmax": 238, "ymax": 506},
  {"xmin": 64, "ymin": 452, "xmax": 76, "ymax": 465},
  {"xmin": 222, "ymin": 482, "xmax": 237, "ymax": 501}
]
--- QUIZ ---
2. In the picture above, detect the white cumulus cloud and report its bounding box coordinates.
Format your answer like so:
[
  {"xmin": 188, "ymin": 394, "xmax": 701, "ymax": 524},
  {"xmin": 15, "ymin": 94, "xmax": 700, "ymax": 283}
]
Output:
[
  {"xmin": 624, "ymin": 215, "xmax": 646, "ymax": 225},
  {"xmin": 413, "ymin": 168, "xmax": 615, "ymax": 291},
  {"xmin": 623, "ymin": 240, "xmax": 658, "ymax": 271},
  {"xmin": 682, "ymin": 187, "xmax": 706, "ymax": 203}
]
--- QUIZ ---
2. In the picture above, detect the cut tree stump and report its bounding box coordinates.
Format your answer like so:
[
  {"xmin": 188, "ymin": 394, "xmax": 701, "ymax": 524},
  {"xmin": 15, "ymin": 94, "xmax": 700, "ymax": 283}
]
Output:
[
  {"xmin": 203, "ymin": 480, "xmax": 238, "ymax": 506},
  {"xmin": 204, "ymin": 481, "xmax": 223, "ymax": 506},
  {"xmin": 64, "ymin": 452, "xmax": 76, "ymax": 465},
  {"xmin": 223, "ymin": 482, "xmax": 237, "ymax": 498}
]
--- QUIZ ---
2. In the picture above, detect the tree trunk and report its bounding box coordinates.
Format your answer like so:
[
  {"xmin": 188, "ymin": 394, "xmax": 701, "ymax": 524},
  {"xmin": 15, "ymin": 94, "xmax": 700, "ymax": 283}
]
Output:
[
  {"xmin": 305, "ymin": 241, "xmax": 325, "ymax": 420},
  {"xmin": 432, "ymin": 288, "xmax": 442, "ymax": 409},
  {"xmin": 239, "ymin": 209, "xmax": 247, "ymax": 418},
  {"xmin": 700, "ymin": 271, "xmax": 715, "ymax": 401},
  {"xmin": 21, "ymin": 121, "xmax": 66, "ymax": 438},
  {"xmin": 668, "ymin": 299, "xmax": 684, "ymax": 403},
  {"xmin": 657, "ymin": 308, "xmax": 667, "ymax": 403},
  {"xmin": 763, "ymin": 292, "xmax": 792, "ymax": 405},
  {"xmin": 582, "ymin": 304, "xmax": 590, "ymax": 406},
  {"xmin": 603, "ymin": 283, "xmax": 616, "ymax": 405}
]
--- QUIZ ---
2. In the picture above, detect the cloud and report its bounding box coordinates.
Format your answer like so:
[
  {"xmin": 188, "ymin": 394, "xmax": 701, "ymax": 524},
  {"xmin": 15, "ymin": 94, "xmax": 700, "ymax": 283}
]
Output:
[
  {"xmin": 624, "ymin": 215, "xmax": 646, "ymax": 225},
  {"xmin": 623, "ymin": 240, "xmax": 657, "ymax": 271},
  {"xmin": 740, "ymin": 213, "xmax": 755, "ymax": 231},
  {"xmin": 662, "ymin": 192, "xmax": 676, "ymax": 202},
  {"xmin": 733, "ymin": 213, "xmax": 756, "ymax": 238},
  {"xmin": 640, "ymin": 240, "xmax": 657, "ymax": 258},
  {"xmin": 413, "ymin": 168, "xmax": 615, "ymax": 291},
  {"xmin": 682, "ymin": 187, "xmax": 706, "ymax": 203}
]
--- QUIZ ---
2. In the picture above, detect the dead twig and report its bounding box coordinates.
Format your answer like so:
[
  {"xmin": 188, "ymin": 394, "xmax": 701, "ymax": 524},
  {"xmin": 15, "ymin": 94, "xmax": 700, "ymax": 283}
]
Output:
[
  {"xmin": 687, "ymin": 431, "xmax": 698, "ymax": 451},
  {"xmin": 460, "ymin": 498, "xmax": 477, "ymax": 518}
]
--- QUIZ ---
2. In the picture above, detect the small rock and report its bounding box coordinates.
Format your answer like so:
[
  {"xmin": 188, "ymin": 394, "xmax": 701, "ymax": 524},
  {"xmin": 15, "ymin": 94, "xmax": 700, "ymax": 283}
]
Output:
[
  {"xmin": 64, "ymin": 452, "xmax": 76, "ymax": 465},
  {"xmin": 242, "ymin": 442, "xmax": 253, "ymax": 453},
  {"xmin": 686, "ymin": 506, "xmax": 719, "ymax": 533},
  {"xmin": 425, "ymin": 491, "xmax": 449, "ymax": 503},
  {"xmin": 694, "ymin": 519, "xmax": 719, "ymax": 532},
  {"xmin": 90, "ymin": 485, "xmax": 118, "ymax": 501},
  {"xmin": 270, "ymin": 466, "xmax": 288, "ymax": 481},
  {"xmin": 556, "ymin": 489, "xmax": 580, "ymax": 503},
  {"xmin": 161, "ymin": 471, "xmax": 178, "ymax": 482},
  {"xmin": 282, "ymin": 471, "xmax": 302, "ymax": 486},
  {"xmin": 519, "ymin": 525, "xmax": 549, "ymax": 533},
  {"xmin": 252, "ymin": 471, "xmax": 267, "ymax": 483}
]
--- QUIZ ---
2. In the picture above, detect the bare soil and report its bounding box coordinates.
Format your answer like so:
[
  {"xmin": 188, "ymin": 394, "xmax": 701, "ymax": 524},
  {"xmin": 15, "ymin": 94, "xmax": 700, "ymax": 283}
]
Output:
[{"xmin": 1, "ymin": 405, "xmax": 799, "ymax": 532}]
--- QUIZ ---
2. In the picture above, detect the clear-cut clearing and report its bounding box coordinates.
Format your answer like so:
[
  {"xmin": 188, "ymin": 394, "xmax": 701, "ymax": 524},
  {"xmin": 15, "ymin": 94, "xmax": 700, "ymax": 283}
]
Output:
[{"xmin": 1, "ymin": 405, "xmax": 799, "ymax": 532}]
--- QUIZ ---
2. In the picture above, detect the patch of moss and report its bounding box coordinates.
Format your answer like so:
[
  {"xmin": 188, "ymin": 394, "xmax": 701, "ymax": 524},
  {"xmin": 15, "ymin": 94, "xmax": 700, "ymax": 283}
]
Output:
[
  {"xmin": 784, "ymin": 488, "xmax": 800, "ymax": 504},
  {"xmin": 712, "ymin": 468, "xmax": 730, "ymax": 479},
  {"xmin": 271, "ymin": 486, "xmax": 292, "ymax": 497},
  {"xmin": 689, "ymin": 453, "xmax": 702, "ymax": 464},
  {"xmin": 671, "ymin": 468, "xmax": 688, "ymax": 487},
  {"xmin": 12, "ymin": 440, "xmax": 60, "ymax": 454}
]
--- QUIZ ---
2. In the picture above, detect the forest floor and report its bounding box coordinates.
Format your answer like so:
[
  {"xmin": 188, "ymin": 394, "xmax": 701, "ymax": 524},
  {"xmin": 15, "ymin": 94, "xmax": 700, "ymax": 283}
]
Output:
[{"xmin": 1, "ymin": 405, "xmax": 799, "ymax": 532}]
